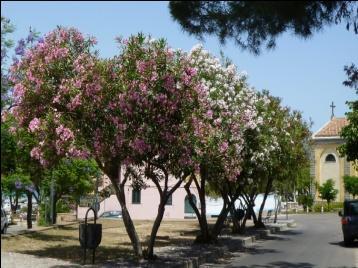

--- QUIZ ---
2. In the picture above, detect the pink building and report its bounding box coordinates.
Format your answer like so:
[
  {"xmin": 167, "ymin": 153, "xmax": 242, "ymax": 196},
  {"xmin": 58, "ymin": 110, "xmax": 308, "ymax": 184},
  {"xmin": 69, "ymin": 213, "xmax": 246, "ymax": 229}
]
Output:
[{"xmin": 77, "ymin": 172, "xmax": 200, "ymax": 220}]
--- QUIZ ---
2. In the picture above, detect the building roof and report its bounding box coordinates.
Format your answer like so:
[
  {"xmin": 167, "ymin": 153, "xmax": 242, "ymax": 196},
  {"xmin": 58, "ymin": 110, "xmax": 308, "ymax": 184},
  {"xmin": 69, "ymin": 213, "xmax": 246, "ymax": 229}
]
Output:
[{"xmin": 313, "ymin": 117, "xmax": 348, "ymax": 139}]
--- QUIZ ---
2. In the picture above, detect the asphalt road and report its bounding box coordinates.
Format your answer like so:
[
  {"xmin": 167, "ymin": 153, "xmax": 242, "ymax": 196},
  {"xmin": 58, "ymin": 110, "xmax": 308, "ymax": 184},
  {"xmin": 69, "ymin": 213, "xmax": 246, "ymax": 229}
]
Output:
[{"xmin": 222, "ymin": 213, "xmax": 358, "ymax": 268}]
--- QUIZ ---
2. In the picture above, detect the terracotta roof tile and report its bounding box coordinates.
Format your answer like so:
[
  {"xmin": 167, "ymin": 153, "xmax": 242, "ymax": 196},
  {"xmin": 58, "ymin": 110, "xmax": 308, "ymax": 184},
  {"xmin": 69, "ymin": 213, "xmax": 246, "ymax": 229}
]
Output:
[{"xmin": 315, "ymin": 117, "xmax": 348, "ymax": 137}]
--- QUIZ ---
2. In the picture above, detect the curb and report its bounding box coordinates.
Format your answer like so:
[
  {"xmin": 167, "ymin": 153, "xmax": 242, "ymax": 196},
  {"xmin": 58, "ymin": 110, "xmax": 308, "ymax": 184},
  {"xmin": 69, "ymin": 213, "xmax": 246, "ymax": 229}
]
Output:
[{"xmin": 195, "ymin": 219, "xmax": 296, "ymax": 268}]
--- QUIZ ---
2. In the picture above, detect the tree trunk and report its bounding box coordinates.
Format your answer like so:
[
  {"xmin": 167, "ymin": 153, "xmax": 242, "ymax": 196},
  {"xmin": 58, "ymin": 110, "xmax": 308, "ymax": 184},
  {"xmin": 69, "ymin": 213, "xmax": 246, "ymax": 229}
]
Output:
[
  {"xmin": 146, "ymin": 201, "xmax": 166, "ymax": 259},
  {"xmin": 230, "ymin": 205, "xmax": 241, "ymax": 234},
  {"xmin": 211, "ymin": 202, "xmax": 231, "ymax": 239},
  {"xmin": 110, "ymin": 164, "xmax": 142, "ymax": 257},
  {"xmin": 10, "ymin": 195, "xmax": 16, "ymax": 214},
  {"xmin": 273, "ymin": 194, "xmax": 281, "ymax": 223},
  {"xmin": 184, "ymin": 174, "xmax": 212, "ymax": 243},
  {"xmin": 256, "ymin": 178, "xmax": 273, "ymax": 228},
  {"xmin": 211, "ymin": 196, "xmax": 235, "ymax": 239},
  {"xmin": 14, "ymin": 192, "xmax": 19, "ymax": 214},
  {"xmin": 51, "ymin": 195, "xmax": 57, "ymax": 224},
  {"xmin": 26, "ymin": 192, "xmax": 33, "ymax": 229}
]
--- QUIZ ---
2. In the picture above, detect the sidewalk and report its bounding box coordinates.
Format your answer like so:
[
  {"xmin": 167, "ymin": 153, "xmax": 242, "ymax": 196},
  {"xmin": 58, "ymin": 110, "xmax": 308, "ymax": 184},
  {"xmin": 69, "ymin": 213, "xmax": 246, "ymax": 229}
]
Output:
[{"xmin": 1, "ymin": 251, "xmax": 81, "ymax": 268}]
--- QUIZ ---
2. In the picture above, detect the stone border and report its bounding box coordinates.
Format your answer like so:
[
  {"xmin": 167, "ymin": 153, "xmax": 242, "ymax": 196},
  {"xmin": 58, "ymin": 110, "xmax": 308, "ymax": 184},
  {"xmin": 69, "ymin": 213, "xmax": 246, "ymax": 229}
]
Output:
[{"xmin": 178, "ymin": 219, "xmax": 296, "ymax": 268}]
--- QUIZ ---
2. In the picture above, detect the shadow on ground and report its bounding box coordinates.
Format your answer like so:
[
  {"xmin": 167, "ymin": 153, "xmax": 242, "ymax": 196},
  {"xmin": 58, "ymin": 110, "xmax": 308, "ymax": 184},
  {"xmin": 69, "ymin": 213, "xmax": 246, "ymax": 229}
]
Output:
[
  {"xmin": 234, "ymin": 261, "xmax": 314, "ymax": 268},
  {"xmin": 22, "ymin": 232, "xmax": 78, "ymax": 242},
  {"xmin": 329, "ymin": 240, "xmax": 358, "ymax": 248},
  {"xmin": 17, "ymin": 245, "xmax": 135, "ymax": 265}
]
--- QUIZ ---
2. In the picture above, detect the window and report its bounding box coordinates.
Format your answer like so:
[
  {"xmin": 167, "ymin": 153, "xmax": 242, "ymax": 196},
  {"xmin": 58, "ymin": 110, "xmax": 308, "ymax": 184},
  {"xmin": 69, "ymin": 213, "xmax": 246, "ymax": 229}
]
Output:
[
  {"xmin": 166, "ymin": 194, "xmax": 172, "ymax": 206},
  {"xmin": 325, "ymin": 154, "xmax": 336, "ymax": 162},
  {"xmin": 132, "ymin": 189, "xmax": 141, "ymax": 204},
  {"xmin": 184, "ymin": 194, "xmax": 197, "ymax": 213}
]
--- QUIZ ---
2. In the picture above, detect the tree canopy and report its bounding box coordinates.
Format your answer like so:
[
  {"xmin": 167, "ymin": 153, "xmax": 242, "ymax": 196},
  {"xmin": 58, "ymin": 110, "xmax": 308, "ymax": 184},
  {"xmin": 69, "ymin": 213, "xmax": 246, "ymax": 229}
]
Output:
[{"xmin": 169, "ymin": 1, "xmax": 358, "ymax": 54}]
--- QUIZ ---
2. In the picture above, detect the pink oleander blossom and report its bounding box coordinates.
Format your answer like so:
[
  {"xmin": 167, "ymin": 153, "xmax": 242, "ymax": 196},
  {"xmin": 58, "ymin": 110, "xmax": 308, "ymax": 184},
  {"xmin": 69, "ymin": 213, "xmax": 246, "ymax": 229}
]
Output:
[
  {"xmin": 67, "ymin": 94, "xmax": 82, "ymax": 110},
  {"xmin": 28, "ymin": 118, "xmax": 41, "ymax": 132},
  {"xmin": 67, "ymin": 146, "xmax": 90, "ymax": 158},
  {"xmin": 219, "ymin": 141, "xmax": 229, "ymax": 154},
  {"xmin": 206, "ymin": 109, "xmax": 213, "ymax": 119},
  {"xmin": 56, "ymin": 125, "xmax": 74, "ymax": 141},
  {"xmin": 13, "ymin": 83, "xmax": 26, "ymax": 99},
  {"xmin": 30, "ymin": 147, "xmax": 42, "ymax": 160},
  {"xmin": 136, "ymin": 60, "xmax": 147, "ymax": 73},
  {"xmin": 132, "ymin": 138, "xmax": 149, "ymax": 155}
]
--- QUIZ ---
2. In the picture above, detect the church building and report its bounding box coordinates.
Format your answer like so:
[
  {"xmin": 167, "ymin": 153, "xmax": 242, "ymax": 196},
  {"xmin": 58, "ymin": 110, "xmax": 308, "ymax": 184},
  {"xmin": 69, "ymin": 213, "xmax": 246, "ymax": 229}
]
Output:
[{"xmin": 311, "ymin": 112, "xmax": 357, "ymax": 202}]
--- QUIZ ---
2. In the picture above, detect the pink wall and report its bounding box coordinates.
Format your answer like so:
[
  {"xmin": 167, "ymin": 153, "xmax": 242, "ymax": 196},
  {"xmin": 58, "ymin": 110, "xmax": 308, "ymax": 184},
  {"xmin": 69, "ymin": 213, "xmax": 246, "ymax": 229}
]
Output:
[{"xmin": 77, "ymin": 174, "xmax": 199, "ymax": 220}]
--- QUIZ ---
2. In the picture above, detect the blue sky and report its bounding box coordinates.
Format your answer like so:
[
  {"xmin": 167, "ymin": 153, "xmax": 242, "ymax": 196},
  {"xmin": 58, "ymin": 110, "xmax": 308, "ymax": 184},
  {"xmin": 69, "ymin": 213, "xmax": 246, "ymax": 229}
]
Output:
[{"xmin": 2, "ymin": 1, "xmax": 357, "ymax": 132}]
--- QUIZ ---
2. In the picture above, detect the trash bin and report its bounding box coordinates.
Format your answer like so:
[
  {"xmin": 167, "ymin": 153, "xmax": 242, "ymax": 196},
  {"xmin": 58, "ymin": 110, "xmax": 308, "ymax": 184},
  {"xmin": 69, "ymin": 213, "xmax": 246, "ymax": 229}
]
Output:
[
  {"xmin": 79, "ymin": 223, "xmax": 102, "ymax": 249},
  {"xmin": 79, "ymin": 207, "xmax": 102, "ymax": 264}
]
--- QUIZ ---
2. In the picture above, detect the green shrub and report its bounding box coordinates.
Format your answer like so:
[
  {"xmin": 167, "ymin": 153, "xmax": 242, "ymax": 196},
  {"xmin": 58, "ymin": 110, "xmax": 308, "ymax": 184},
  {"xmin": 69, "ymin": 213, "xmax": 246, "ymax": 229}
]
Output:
[
  {"xmin": 56, "ymin": 199, "xmax": 71, "ymax": 213},
  {"xmin": 297, "ymin": 195, "xmax": 314, "ymax": 210},
  {"xmin": 313, "ymin": 201, "xmax": 343, "ymax": 212}
]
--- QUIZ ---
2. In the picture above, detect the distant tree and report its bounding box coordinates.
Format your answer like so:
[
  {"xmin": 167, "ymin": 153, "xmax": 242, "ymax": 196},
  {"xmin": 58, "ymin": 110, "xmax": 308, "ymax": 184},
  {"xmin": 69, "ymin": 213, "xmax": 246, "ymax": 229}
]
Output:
[
  {"xmin": 1, "ymin": 171, "xmax": 32, "ymax": 214},
  {"xmin": 343, "ymin": 175, "xmax": 358, "ymax": 198},
  {"xmin": 41, "ymin": 158, "xmax": 99, "ymax": 224},
  {"xmin": 318, "ymin": 179, "xmax": 339, "ymax": 207},
  {"xmin": 169, "ymin": 1, "xmax": 358, "ymax": 55},
  {"xmin": 1, "ymin": 120, "xmax": 17, "ymax": 175},
  {"xmin": 295, "ymin": 168, "xmax": 315, "ymax": 211},
  {"xmin": 1, "ymin": 16, "xmax": 15, "ymax": 111},
  {"xmin": 339, "ymin": 63, "xmax": 358, "ymax": 162}
]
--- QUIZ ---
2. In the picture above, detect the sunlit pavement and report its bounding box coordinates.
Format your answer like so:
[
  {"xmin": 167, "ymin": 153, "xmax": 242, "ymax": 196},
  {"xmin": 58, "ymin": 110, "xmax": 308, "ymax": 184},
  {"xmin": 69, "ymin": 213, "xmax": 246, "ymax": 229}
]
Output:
[{"xmin": 218, "ymin": 213, "xmax": 358, "ymax": 268}]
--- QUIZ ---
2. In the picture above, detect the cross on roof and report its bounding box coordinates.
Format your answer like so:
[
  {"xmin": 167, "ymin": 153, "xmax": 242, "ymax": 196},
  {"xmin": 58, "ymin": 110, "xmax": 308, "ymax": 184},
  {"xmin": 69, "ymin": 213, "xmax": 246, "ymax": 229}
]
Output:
[{"xmin": 330, "ymin": 101, "xmax": 336, "ymax": 119}]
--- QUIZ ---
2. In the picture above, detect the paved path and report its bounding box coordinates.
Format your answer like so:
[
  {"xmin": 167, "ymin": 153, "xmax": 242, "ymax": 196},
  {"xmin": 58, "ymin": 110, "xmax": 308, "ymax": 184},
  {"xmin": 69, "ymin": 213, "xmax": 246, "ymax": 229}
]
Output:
[
  {"xmin": 1, "ymin": 251, "xmax": 82, "ymax": 268},
  {"xmin": 215, "ymin": 213, "xmax": 358, "ymax": 268}
]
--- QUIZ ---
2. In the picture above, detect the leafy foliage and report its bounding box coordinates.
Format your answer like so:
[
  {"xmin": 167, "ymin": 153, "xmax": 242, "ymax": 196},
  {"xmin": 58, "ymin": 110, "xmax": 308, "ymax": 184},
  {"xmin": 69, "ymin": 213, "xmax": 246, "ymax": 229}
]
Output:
[
  {"xmin": 1, "ymin": 16, "xmax": 15, "ymax": 111},
  {"xmin": 318, "ymin": 179, "xmax": 339, "ymax": 205},
  {"xmin": 339, "ymin": 63, "xmax": 358, "ymax": 162},
  {"xmin": 343, "ymin": 175, "xmax": 358, "ymax": 198},
  {"xmin": 42, "ymin": 158, "xmax": 99, "ymax": 202},
  {"xmin": 343, "ymin": 64, "xmax": 358, "ymax": 93},
  {"xmin": 169, "ymin": 1, "xmax": 358, "ymax": 55}
]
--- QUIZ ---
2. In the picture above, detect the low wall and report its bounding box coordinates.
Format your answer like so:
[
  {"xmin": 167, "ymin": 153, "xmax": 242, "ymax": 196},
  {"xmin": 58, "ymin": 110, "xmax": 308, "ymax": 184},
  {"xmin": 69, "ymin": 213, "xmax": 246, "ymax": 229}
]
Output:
[{"xmin": 57, "ymin": 213, "xmax": 77, "ymax": 223}]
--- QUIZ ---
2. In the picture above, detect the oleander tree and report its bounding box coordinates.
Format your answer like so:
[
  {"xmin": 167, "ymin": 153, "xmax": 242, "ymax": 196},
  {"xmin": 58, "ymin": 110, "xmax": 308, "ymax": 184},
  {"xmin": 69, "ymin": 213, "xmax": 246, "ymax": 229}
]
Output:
[
  {"xmin": 9, "ymin": 28, "xmax": 207, "ymax": 258},
  {"xmin": 182, "ymin": 44, "xmax": 260, "ymax": 242},
  {"xmin": 106, "ymin": 35, "xmax": 207, "ymax": 259},
  {"xmin": 236, "ymin": 90, "xmax": 310, "ymax": 228}
]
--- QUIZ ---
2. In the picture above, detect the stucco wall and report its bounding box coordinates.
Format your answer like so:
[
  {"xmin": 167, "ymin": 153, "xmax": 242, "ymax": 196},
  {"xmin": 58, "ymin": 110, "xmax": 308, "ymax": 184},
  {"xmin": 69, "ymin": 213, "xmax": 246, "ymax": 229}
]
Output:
[
  {"xmin": 312, "ymin": 139, "xmax": 348, "ymax": 202},
  {"xmin": 78, "ymin": 175, "xmax": 199, "ymax": 220}
]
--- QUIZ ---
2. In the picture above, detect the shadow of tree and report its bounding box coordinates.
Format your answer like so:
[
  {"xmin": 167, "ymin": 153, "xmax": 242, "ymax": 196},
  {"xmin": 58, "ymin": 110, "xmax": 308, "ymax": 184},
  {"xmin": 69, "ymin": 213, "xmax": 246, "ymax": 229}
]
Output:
[
  {"xmin": 21, "ymin": 232, "xmax": 78, "ymax": 242},
  {"xmin": 242, "ymin": 246, "xmax": 280, "ymax": 255},
  {"xmin": 17, "ymin": 245, "xmax": 136, "ymax": 265},
  {"xmin": 234, "ymin": 261, "xmax": 314, "ymax": 268}
]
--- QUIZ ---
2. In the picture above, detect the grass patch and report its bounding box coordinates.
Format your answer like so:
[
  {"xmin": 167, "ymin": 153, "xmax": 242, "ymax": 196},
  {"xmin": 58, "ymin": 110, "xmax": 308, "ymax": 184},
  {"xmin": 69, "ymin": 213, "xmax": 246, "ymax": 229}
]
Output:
[{"xmin": 1, "ymin": 219, "xmax": 208, "ymax": 264}]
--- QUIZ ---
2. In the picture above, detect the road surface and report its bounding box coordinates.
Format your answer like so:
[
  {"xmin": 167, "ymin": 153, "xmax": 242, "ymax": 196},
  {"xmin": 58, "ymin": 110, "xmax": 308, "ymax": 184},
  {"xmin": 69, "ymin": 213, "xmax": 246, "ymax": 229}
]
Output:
[{"xmin": 217, "ymin": 213, "xmax": 358, "ymax": 268}]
